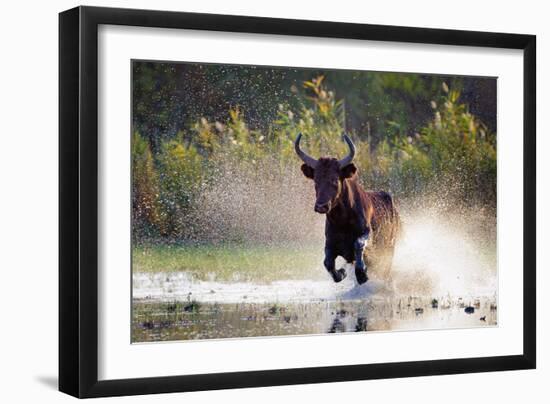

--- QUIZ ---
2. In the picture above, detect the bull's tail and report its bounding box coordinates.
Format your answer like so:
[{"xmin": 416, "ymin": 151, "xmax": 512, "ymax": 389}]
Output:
[
  {"xmin": 378, "ymin": 191, "xmax": 401, "ymax": 247},
  {"xmin": 389, "ymin": 195, "xmax": 401, "ymax": 247}
]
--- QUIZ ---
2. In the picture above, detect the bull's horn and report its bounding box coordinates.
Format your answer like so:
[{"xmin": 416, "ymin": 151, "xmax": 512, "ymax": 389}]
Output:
[
  {"xmin": 294, "ymin": 133, "xmax": 318, "ymax": 168},
  {"xmin": 338, "ymin": 133, "xmax": 356, "ymax": 167}
]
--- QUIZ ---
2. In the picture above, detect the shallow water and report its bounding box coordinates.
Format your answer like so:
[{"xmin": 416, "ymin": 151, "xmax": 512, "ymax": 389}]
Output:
[
  {"xmin": 132, "ymin": 208, "xmax": 497, "ymax": 342},
  {"xmin": 132, "ymin": 298, "xmax": 496, "ymax": 342},
  {"xmin": 133, "ymin": 270, "xmax": 392, "ymax": 304},
  {"xmin": 132, "ymin": 273, "xmax": 497, "ymax": 342}
]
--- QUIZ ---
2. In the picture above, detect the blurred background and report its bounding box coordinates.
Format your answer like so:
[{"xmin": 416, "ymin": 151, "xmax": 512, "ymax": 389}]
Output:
[{"xmin": 132, "ymin": 61, "xmax": 497, "ymax": 245}]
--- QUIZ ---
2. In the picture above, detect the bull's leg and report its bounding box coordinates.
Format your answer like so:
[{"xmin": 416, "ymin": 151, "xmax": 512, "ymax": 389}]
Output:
[
  {"xmin": 324, "ymin": 247, "xmax": 346, "ymax": 283},
  {"xmin": 354, "ymin": 230, "xmax": 370, "ymax": 285}
]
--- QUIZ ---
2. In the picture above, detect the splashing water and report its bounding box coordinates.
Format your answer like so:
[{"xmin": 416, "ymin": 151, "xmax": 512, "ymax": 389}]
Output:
[
  {"xmin": 134, "ymin": 153, "xmax": 497, "ymax": 307},
  {"xmin": 134, "ymin": 208, "xmax": 497, "ymax": 303},
  {"xmin": 391, "ymin": 208, "xmax": 496, "ymax": 299},
  {"xmin": 184, "ymin": 157, "xmax": 325, "ymax": 246}
]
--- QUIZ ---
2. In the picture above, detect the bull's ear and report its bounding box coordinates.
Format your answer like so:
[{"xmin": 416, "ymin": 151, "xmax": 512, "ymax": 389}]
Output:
[
  {"xmin": 340, "ymin": 163, "xmax": 357, "ymax": 179},
  {"xmin": 301, "ymin": 164, "xmax": 315, "ymax": 179}
]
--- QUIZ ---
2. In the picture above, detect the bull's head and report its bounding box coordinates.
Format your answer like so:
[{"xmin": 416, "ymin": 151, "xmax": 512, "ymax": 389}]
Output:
[{"xmin": 295, "ymin": 133, "xmax": 357, "ymax": 214}]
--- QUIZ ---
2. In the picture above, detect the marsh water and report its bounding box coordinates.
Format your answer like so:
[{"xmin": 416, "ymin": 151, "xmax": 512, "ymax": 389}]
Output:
[
  {"xmin": 133, "ymin": 299, "xmax": 497, "ymax": 342},
  {"xmin": 132, "ymin": 274, "xmax": 497, "ymax": 342}
]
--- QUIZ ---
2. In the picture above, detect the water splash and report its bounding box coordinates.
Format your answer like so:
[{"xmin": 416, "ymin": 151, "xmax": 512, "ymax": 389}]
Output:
[
  {"xmin": 391, "ymin": 208, "xmax": 496, "ymax": 299},
  {"xmin": 135, "ymin": 154, "xmax": 497, "ymax": 302},
  {"xmin": 188, "ymin": 157, "xmax": 325, "ymax": 245}
]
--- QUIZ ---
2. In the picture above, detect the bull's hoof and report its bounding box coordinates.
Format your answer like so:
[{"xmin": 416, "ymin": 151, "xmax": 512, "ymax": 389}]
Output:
[
  {"xmin": 331, "ymin": 268, "xmax": 347, "ymax": 283},
  {"xmin": 355, "ymin": 267, "xmax": 369, "ymax": 285}
]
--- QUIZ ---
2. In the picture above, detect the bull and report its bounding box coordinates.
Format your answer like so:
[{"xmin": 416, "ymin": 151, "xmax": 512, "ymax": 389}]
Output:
[{"xmin": 295, "ymin": 133, "xmax": 400, "ymax": 284}]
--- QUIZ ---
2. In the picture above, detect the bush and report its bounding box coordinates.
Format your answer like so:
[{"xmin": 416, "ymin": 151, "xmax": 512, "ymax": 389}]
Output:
[
  {"xmin": 394, "ymin": 85, "xmax": 496, "ymax": 205},
  {"xmin": 132, "ymin": 77, "xmax": 496, "ymax": 243}
]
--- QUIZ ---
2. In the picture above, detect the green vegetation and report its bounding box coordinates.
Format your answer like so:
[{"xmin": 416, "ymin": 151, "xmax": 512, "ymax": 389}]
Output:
[
  {"xmin": 133, "ymin": 244, "xmax": 325, "ymax": 282},
  {"xmin": 132, "ymin": 62, "xmax": 496, "ymax": 148},
  {"xmin": 133, "ymin": 73, "xmax": 496, "ymax": 243}
]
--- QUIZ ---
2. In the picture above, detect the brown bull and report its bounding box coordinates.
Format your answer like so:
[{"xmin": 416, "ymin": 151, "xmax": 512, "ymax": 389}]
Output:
[{"xmin": 296, "ymin": 133, "xmax": 400, "ymax": 284}]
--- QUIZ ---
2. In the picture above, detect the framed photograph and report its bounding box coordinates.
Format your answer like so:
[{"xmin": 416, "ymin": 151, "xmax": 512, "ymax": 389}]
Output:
[{"xmin": 59, "ymin": 6, "xmax": 536, "ymax": 398}]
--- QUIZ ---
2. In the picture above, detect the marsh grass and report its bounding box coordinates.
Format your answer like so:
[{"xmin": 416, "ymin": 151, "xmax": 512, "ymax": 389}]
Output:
[{"xmin": 132, "ymin": 243, "xmax": 326, "ymax": 282}]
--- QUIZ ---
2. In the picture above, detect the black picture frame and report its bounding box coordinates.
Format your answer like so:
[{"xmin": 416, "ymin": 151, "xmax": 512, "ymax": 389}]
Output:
[{"xmin": 59, "ymin": 5, "xmax": 536, "ymax": 398}]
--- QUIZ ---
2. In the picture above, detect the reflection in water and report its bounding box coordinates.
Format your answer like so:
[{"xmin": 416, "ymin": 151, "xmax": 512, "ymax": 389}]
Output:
[
  {"xmin": 132, "ymin": 297, "xmax": 497, "ymax": 343},
  {"xmin": 328, "ymin": 311, "xmax": 368, "ymax": 333}
]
